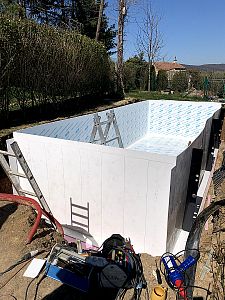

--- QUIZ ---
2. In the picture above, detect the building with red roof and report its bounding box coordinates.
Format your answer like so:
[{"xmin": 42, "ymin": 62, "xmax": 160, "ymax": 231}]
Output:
[{"xmin": 153, "ymin": 58, "xmax": 186, "ymax": 81}]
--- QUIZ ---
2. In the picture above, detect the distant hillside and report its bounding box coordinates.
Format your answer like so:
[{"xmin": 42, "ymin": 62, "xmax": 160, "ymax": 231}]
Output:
[{"xmin": 184, "ymin": 64, "xmax": 225, "ymax": 72}]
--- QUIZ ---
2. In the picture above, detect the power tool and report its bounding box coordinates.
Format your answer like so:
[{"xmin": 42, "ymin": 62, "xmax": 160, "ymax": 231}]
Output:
[{"xmin": 161, "ymin": 254, "xmax": 197, "ymax": 299}]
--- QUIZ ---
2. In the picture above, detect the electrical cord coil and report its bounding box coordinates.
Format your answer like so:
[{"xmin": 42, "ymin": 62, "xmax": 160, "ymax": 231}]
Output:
[{"xmin": 98, "ymin": 244, "xmax": 146, "ymax": 300}]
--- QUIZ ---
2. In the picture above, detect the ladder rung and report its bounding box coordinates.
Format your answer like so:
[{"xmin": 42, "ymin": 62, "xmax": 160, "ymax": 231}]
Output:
[
  {"xmin": 71, "ymin": 221, "xmax": 88, "ymax": 228},
  {"xmin": 11, "ymin": 142, "xmax": 52, "ymax": 215},
  {"xmin": 105, "ymin": 137, "xmax": 119, "ymax": 143},
  {"xmin": 99, "ymin": 121, "xmax": 108, "ymax": 125},
  {"xmin": 9, "ymin": 171, "xmax": 27, "ymax": 178},
  {"xmin": 71, "ymin": 203, "xmax": 89, "ymax": 210},
  {"xmin": 71, "ymin": 212, "xmax": 88, "ymax": 219},
  {"xmin": 19, "ymin": 189, "xmax": 37, "ymax": 197},
  {"xmin": 0, "ymin": 150, "xmax": 16, "ymax": 157}
]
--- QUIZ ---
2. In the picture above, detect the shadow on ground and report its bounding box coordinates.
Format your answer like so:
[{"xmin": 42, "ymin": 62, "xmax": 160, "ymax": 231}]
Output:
[
  {"xmin": 42, "ymin": 284, "xmax": 119, "ymax": 300},
  {"xmin": 0, "ymin": 203, "xmax": 18, "ymax": 230}
]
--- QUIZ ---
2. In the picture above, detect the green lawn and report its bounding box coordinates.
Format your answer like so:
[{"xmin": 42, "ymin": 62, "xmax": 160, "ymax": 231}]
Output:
[{"xmin": 125, "ymin": 90, "xmax": 205, "ymax": 102}]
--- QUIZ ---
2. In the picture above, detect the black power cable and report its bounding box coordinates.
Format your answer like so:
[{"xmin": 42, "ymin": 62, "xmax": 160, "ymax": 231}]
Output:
[
  {"xmin": 0, "ymin": 294, "xmax": 17, "ymax": 299},
  {"xmin": 0, "ymin": 250, "xmax": 39, "ymax": 277},
  {"xmin": 0, "ymin": 260, "xmax": 31, "ymax": 292},
  {"xmin": 24, "ymin": 249, "xmax": 51, "ymax": 300},
  {"xmin": 24, "ymin": 277, "xmax": 36, "ymax": 300},
  {"xmin": 0, "ymin": 249, "xmax": 49, "ymax": 300},
  {"xmin": 98, "ymin": 245, "xmax": 146, "ymax": 300},
  {"xmin": 24, "ymin": 271, "xmax": 46, "ymax": 300},
  {"xmin": 185, "ymin": 198, "xmax": 225, "ymax": 299}
]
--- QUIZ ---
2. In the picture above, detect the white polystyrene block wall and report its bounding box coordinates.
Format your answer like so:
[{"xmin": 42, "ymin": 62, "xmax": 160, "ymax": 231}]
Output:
[
  {"xmin": 13, "ymin": 132, "xmax": 176, "ymax": 255},
  {"xmin": 148, "ymin": 100, "xmax": 221, "ymax": 138}
]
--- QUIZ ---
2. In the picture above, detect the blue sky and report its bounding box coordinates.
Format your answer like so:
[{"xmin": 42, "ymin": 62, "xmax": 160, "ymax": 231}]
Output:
[{"xmin": 106, "ymin": 0, "xmax": 225, "ymax": 65}]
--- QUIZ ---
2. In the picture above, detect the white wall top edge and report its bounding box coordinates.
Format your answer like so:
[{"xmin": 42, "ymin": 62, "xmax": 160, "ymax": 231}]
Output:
[
  {"xmin": 172, "ymin": 229, "xmax": 189, "ymax": 254},
  {"xmin": 13, "ymin": 132, "xmax": 177, "ymax": 165}
]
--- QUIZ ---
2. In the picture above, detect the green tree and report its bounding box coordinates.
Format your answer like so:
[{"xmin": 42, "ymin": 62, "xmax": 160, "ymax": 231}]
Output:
[
  {"xmin": 124, "ymin": 62, "xmax": 137, "ymax": 91},
  {"xmin": 25, "ymin": 0, "xmax": 116, "ymax": 52},
  {"xmin": 217, "ymin": 83, "xmax": 225, "ymax": 98},
  {"xmin": 0, "ymin": 0, "xmax": 25, "ymax": 17},
  {"xmin": 188, "ymin": 69, "xmax": 202, "ymax": 90},
  {"xmin": 2, "ymin": 0, "xmax": 116, "ymax": 52},
  {"xmin": 171, "ymin": 71, "xmax": 189, "ymax": 92},
  {"xmin": 77, "ymin": 0, "xmax": 116, "ymax": 53},
  {"xmin": 156, "ymin": 70, "xmax": 168, "ymax": 91},
  {"xmin": 124, "ymin": 53, "xmax": 147, "ymax": 91}
]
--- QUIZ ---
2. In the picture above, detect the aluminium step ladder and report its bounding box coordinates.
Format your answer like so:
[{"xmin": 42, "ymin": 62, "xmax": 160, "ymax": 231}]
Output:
[
  {"xmin": 89, "ymin": 109, "xmax": 123, "ymax": 148},
  {"xmin": 0, "ymin": 141, "xmax": 53, "ymax": 216}
]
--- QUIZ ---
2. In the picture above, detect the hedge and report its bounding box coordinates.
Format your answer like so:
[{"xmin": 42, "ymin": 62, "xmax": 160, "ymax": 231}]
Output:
[{"xmin": 0, "ymin": 15, "xmax": 112, "ymax": 119}]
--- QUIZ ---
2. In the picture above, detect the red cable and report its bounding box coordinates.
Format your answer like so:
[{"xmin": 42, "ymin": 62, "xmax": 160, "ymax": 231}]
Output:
[{"xmin": 0, "ymin": 193, "xmax": 64, "ymax": 243}]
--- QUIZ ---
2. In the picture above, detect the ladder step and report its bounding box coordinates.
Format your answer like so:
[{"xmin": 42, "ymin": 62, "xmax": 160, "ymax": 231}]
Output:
[
  {"xmin": 9, "ymin": 171, "xmax": 27, "ymax": 178},
  {"xmin": 19, "ymin": 189, "xmax": 36, "ymax": 197},
  {"xmin": 105, "ymin": 137, "xmax": 119, "ymax": 143},
  {"xmin": 0, "ymin": 150, "xmax": 15, "ymax": 157},
  {"xmin": 71, "ymin": 203, "xmax": 89, "ymax": 211},
  {"xmin": 71, "ymin": 212, "xmax": 88, "ymax": 219},
  {"xmin": 71, "ymin": 221, "xmax": 89, "ymax": 228},
  {"xmin": 0, "ymin": 141, "xmax": 54, "ymax": 224}
]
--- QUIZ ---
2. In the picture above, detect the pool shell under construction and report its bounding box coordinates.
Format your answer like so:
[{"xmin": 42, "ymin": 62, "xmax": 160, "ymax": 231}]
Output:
[{"xmin": 8, "ymin": 99, "xmax": 221, "ymax": 256}]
